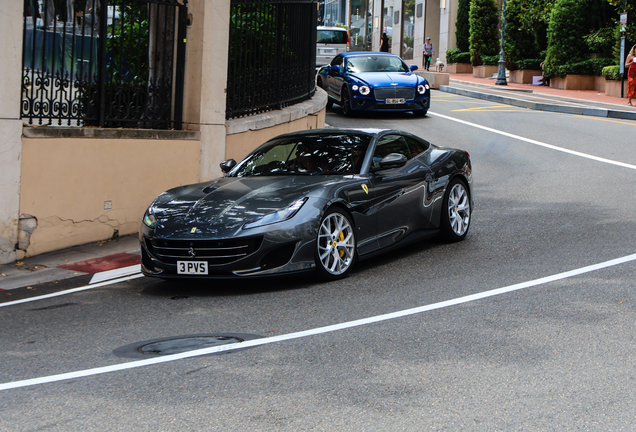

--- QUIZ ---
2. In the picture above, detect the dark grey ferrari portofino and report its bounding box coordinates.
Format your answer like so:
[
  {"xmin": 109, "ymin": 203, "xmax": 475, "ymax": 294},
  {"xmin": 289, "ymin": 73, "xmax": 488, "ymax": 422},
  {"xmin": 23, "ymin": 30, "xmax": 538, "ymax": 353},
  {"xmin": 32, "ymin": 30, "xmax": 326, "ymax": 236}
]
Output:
[{"xmin": 140, "ymin": 128, "xmax": 472, "ymax": 281}]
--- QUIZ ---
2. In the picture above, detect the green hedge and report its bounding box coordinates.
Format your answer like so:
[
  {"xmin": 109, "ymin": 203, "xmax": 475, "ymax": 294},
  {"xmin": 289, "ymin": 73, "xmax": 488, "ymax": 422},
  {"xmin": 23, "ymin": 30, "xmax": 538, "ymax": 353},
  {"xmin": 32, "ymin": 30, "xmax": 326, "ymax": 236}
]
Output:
[
  {"xmin": 516, "ymin": 59, "xmax": 543, "ymax": 70},
  {"xmin": 550, "ymin": 58, "xmax": 616, "ymax": 78},
  {"xmin": 446, "ymin": 48, "xmax": 471, "ymax": 64},
  {"xmin": 469, "ymin": 0, "xmax": 500, "ymax": 66},
  {"xmin": 601, "ymin": 65, "xmax": 620, "ymax": 81},
  {"xmin": 481, "ymin": 54, "xmax": 500, "ymax": 66}
]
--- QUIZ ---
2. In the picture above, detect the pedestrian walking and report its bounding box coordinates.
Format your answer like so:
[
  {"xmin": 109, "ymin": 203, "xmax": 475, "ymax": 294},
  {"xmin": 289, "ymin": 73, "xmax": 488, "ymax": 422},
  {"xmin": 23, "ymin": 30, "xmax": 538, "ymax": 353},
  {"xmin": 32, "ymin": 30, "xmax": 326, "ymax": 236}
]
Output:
[
  {"xmin": 423, "ymin": 37, "xmax": 434, "ymax": 71},
  {"xmin": 380, "ymin": 32, "xmax": 390, "ymax": 52},
  {"xmin": 627, "ymin": 45, "xmax": 636, "ymax": 106}
]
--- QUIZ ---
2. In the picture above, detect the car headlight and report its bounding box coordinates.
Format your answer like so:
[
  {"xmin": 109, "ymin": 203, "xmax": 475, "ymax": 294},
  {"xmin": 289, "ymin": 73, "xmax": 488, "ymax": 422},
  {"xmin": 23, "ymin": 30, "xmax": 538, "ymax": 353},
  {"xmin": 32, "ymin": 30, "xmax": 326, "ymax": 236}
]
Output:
[
  {"xmin": 243, "ymin": 198, "xmax": 307, "ymax": 230},
  {"xmin": 143, "ymin": 208, "xmax": 157, "ymax": 229},
  {"xmin": 359, "ymin": 85, "xmax": 370, "ymax": 95},
  {"xmin": 417, "ymin": 84, "xmax": 427, "ymax": 94},
  {"xmin": 352, "ymin": 84, "xmax": 359, "ymax": 91}
]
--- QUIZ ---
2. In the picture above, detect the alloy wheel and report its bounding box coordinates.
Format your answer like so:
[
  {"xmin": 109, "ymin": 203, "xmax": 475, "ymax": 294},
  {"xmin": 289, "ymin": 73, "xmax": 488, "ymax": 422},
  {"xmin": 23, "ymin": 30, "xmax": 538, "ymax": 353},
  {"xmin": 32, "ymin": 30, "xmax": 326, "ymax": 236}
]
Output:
[
  {"xmin": 317, "ymin": 211, "xmax": 355, "ymax": 276},
  {"xmin": 447, "ymin": 183, "xmax": 470, "ymax": 236}
]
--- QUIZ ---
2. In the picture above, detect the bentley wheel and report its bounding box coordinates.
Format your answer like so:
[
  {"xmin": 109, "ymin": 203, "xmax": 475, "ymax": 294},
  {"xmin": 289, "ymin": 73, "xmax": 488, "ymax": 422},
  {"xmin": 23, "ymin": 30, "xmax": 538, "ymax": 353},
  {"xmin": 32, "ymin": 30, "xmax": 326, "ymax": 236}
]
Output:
[
  {"xmin": 440, "ymin": 178, "xmax": 471, "ymax": 242},
  {"xmin": 315, "ymin": 207, "xmax": 356, "ymax": 280},
  {"xmin": 341, "ymin": 88, "xmax": 353, "ymax": 117}
]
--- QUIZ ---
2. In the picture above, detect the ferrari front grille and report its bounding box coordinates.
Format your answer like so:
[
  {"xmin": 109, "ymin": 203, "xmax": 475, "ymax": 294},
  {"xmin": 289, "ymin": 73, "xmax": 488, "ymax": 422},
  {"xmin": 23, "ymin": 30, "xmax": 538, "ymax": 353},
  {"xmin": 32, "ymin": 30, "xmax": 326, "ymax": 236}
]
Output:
[
  {"xmin": 149, "ymin": 237, "xmax": 263, "ymax": 265},
  {"xmin": 374, "ymin": 87, "xmax": 415, "ymax": 101}
]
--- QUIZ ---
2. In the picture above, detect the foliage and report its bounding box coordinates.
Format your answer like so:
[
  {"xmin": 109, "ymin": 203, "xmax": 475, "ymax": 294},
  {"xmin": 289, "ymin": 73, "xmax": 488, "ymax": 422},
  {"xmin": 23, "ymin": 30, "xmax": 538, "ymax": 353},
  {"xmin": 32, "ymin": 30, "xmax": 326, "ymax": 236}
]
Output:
[
  {"xmin": 482, "ymin": 54, "xmax": 500, "ymax": 65},
  {"xmin": 517, "ymin": 0, "xmax": 554, "ymax": 30},
  {"xmin": 106, "ymin": 1, "xmax": 149, "ymax": 84},
  {"xmin": 516, "ymin": 58, "xmax": 543, "ymax": 69},
  {"xmin": 549, "ymin": 58, "xmax": 617, "ymax": 77},
  {"xmin": 543, "ymin": 0, "xmax": 592, "ymax": 77},
  {"xmin": 469, "ymin": 0, "xmax": 500, "ymax": 66},
  {"xmin": 602, "ymin": 64, "xmax": 621, "ymax": 80},
  {"xmin": 456, "ymin": 0, "xmax": 471, "ymax": 52},
  {"xmin": 607, "ymin": 0, "xmax": 636, "ymax": 43},
  {"xmin": 585, "ymin": 26, "xmax": 617, "ymax": 54},
  {"xmin": 446, "ymin": 48, "xmax": 471, "ymax": 64},
  {"xmin": 504, "ymin": 0, "xmax": 541, "ymax": 70}
]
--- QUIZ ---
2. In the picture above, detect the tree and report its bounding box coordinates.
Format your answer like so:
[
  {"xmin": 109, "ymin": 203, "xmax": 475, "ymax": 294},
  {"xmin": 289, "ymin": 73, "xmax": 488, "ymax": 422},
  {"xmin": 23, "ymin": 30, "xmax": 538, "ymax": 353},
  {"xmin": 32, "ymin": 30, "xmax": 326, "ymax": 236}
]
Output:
[
  {"xmin": 469, "ymin": 0, "xmax": 500, "ymax": 65},
  {"xmin": 543, "ymin": 0, "xmax": 592, "ymax": 77},
  {"xmin": 456, "ymin": 0, "xmax": 470, "ymax": 52},
  {"xmin": 504, "ymin": 0, "xmax": 541, "ymax": 69}
]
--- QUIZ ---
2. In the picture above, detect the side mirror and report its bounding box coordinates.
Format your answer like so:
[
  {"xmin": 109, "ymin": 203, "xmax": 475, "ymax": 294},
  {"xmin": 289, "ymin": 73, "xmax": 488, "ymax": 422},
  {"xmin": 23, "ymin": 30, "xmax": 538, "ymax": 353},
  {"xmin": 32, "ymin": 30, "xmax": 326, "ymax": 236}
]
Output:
[
  {"xmin": 376, "ymin": 153, "xmax": 408, "ymax": 170},
  {"xmin": 220, "ymin": 159, "xmax": 237, "ymax": 173},
  {"xmin": 409, "ymin": 64, "xmax": 418, "ymax": 72},
  {"xmin": 331, "ymin": 65, "xmax": 341, "ymax": 73}
]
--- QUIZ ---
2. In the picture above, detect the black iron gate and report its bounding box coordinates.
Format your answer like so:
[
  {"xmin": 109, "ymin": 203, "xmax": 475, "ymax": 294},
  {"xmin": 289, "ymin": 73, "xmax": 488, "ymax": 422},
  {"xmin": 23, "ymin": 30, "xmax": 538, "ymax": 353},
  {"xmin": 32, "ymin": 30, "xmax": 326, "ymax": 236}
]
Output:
[
  {"xmin": 21, "ymin": 0, "xmax": 187, "ymax": 129},
  {"xmin": 226, "ymin": 0, "xmax": 317, "ymax": 119}
]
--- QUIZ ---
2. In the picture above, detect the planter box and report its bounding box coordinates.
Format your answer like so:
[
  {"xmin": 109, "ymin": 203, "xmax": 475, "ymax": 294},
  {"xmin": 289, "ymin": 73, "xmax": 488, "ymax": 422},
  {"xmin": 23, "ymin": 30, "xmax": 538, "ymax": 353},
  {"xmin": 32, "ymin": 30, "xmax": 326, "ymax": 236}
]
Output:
[
  {"xmin": 446, "ymin": 63, "xmax": 473, "ymax": 74},
  {"xmin": 509, "ymin": 69, "xmax": 542, "ymax": 85},
  {"xmin": 473, "ymin": 65, "xmax": 498, "ymax": 79},
  {"xmin": 604, "ymin": 79, "xmax": 628, "ymax": 98},
  {"xmin": 549, "ymin": 75, "xmax": 596, "ymax": 90},
  {"xmin": 594, "ymin": 75, "xmax": 605, "ymax": 92},
  {"xmin": 414, "ymin": 70, "xmax": 449, "ymax": 89}
]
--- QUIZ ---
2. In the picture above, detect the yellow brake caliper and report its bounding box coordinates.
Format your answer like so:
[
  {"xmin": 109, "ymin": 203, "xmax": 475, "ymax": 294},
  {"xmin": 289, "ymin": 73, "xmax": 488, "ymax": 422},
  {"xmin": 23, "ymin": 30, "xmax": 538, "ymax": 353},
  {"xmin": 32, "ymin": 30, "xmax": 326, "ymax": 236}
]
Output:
[{"xmin": 338, "ymin": 231, "xmax": 345, "ymax": 258}]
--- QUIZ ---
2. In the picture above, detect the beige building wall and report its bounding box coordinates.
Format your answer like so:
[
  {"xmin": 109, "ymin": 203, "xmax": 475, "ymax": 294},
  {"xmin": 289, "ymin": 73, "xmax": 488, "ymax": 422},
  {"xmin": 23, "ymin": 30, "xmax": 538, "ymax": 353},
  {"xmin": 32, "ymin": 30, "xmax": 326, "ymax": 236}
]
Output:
[
  {"xmin": 439, "ymin": 0, "xmax": 459, "ymax": 63},
  {"xmin": 0, "ymin": 1, "xmax": 24, "ymax": 263},
  {"xmin": 19, "ymin": 132, "xmax": 201, "ymax": 258}
]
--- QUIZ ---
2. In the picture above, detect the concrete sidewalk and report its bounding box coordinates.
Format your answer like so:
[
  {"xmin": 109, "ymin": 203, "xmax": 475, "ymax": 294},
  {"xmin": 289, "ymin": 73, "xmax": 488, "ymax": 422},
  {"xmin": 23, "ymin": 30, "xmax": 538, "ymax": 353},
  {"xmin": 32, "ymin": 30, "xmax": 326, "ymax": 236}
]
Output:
[
  {"xmin": 442, "ymin": 73, "xmax": 636, "ymax": 120},
  {"xmin": 0, "ymin": 235, "xmax": 140, "ymax": 292}
]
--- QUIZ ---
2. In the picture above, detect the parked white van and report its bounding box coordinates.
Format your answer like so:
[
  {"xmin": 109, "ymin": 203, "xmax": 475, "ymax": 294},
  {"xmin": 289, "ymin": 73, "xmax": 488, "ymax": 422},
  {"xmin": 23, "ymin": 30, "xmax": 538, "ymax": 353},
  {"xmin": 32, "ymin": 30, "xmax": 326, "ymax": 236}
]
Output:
[{"xmin": 316, "ymin": 26, "xmax": 350, "ymax": 68}]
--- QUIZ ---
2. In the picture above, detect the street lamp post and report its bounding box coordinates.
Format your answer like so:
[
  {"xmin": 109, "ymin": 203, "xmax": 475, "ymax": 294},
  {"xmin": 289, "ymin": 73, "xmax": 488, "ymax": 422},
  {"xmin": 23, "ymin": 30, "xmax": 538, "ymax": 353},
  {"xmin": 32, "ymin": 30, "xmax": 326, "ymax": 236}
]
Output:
[{"xmin": 495, "ymin": 0, "xmax": 507, "ymax": 85}]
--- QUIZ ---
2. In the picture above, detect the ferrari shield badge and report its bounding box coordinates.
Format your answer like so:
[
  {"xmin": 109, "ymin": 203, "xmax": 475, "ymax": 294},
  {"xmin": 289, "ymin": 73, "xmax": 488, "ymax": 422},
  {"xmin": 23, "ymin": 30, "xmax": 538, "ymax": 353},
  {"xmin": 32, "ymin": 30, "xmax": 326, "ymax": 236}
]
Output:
[{"xmin": 362, "ymin": 184, "xmax": 369, "ymax": 194}]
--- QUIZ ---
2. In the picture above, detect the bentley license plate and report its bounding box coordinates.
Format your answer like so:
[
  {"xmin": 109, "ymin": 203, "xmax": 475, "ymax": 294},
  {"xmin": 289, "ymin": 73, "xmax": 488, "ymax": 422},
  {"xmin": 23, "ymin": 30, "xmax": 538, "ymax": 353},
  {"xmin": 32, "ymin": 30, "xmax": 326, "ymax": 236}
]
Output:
[
  {"xmin": 385, "ymin": 98, "xmax": 405, "ymax": 104},
  {"xmin": 177, "ymin": 261, "xmax": 208, "ymax": 275}
]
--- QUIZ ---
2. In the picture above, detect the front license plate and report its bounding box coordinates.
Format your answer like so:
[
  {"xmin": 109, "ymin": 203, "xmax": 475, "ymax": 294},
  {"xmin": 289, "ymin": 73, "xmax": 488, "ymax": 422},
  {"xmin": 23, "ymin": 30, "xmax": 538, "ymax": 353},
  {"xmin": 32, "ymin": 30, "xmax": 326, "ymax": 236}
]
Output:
[
  {"xmin": 385, "ymin": 98, "xmax": 405, "ymax": 104},
  {"xmin": 177, "ymin": 261, "xmax": 208, "ymax": 275}
]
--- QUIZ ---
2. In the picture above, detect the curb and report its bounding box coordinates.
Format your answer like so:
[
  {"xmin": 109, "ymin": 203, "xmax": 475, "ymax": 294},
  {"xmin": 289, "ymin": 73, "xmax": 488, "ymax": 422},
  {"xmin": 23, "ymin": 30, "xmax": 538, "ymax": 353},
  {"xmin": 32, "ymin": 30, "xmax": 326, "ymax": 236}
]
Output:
[{"xmin": 439, "ymin": 85, "xmax": 636, "ymax": 121}]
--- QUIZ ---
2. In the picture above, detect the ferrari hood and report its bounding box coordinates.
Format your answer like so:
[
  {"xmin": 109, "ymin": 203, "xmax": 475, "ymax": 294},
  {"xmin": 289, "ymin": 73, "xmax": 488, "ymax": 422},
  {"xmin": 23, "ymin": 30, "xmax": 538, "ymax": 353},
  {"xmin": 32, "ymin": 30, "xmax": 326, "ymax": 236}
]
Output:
[
  {"xmin": 350, "ymin": 72, "xmax": 421, "ymax": 87},
  {"xmin": 150, "ymin": 176, "xmax": 334, "ymax": 237}
]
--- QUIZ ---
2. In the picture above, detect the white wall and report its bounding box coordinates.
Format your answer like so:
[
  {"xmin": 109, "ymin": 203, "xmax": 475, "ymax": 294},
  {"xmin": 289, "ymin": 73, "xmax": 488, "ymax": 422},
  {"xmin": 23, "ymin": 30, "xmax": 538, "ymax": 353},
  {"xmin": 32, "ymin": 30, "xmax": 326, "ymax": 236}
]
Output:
[{"xmin": 0, "ymin": 1, "xmax": 24, "ymax": 263}]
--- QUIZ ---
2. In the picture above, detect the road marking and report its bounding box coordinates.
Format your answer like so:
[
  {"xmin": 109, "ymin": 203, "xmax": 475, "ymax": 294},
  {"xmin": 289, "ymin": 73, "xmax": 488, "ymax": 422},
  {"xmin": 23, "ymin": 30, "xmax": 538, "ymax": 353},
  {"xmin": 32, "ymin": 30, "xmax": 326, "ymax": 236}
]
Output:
[
  {"xmin": 573, "ymin": 115, "xmax": 636, "ymax": 126},
  {"xmin": 1, "ymin": 252, "xmax": 635, "ymax": 391},
  {"xmin": 0, "ymin": 273, "xmax": 144, "ymax": 308},
  {"xmin": 428, "ymin": 112, "xmax": 636, "ymax": 170},
  {"xmin": 452, "ymin": 107, "xmax": 531, "ymax": 112},
  {"xmin": 90, "ymin": 264, "xmax": 141, "ymax": 284}
]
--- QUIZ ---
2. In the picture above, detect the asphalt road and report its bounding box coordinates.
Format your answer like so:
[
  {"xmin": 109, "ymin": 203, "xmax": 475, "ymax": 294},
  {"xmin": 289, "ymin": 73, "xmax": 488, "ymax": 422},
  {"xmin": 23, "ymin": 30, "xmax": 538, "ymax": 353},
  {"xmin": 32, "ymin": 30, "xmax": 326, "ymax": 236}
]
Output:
[{"xmin": 2, "ymin": 91, "xmax": 636, "ymax": 431}]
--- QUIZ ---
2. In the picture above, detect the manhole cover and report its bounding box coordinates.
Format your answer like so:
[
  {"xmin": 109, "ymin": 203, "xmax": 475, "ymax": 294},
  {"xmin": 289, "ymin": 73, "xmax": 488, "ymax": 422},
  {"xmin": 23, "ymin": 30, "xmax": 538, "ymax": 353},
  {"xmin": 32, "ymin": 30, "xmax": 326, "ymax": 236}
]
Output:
[
  {"xmin": 113, "ymin": 333, "xmax": 263, "ymax": 359},
  {"xmin": 137, "ymin": 336, "xmax": 243, "ymax": 356}
]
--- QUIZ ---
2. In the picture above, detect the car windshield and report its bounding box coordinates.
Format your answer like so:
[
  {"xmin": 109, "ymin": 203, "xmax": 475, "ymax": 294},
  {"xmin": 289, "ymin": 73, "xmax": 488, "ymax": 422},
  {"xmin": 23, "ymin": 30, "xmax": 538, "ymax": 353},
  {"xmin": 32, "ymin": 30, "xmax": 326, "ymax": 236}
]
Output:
[
  {"xmin": 346, "ymin": 55, "xmax": 410, "ymax": 73},
  {"xmin": 227, "ymin": 133, "xmax": 372, "ymax": 177}
]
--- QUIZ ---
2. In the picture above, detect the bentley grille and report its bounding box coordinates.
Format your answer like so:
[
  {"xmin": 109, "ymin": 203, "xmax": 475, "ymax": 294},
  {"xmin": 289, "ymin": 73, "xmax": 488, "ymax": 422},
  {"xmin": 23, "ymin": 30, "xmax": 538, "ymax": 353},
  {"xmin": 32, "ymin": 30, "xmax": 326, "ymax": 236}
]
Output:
[
  {"xmin": 374, "ymin": 87, "xmax": 415, "ymax": 101},
  {"xmin": 148, "ymin": 237, "xmax": 263, "ymax": 265}
]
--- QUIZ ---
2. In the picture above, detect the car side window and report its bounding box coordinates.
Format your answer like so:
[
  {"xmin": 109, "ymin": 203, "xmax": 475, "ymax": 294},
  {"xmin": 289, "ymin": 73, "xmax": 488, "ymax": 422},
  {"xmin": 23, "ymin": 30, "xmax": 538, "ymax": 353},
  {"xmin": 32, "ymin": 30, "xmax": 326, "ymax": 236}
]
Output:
[
  {"xmin": 330, "ymin": 56, "xmax": 343, "ymax": 67},
  {"xmin": 403, "ymin": 136, "xmax": 430, "ymax": 157},
  {"xmin": 372, "ymin": 135, "xmax": 411, "ymax": 168}
]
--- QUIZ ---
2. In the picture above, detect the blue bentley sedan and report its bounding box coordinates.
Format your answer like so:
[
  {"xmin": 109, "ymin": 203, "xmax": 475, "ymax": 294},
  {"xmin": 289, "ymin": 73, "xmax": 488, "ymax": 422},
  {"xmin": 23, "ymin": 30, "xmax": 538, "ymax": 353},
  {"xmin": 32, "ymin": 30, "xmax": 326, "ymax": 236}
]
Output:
[{"xmin": 316, "ymin": 52, "xmax": 430, "ymax": 117}]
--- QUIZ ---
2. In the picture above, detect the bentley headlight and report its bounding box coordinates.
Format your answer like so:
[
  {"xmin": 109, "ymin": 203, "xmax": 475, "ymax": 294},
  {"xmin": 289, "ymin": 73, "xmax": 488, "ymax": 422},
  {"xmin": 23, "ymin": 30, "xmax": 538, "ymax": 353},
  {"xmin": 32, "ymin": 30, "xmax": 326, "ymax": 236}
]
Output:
[
  {"xmin": 359, "ymin": 85, "xmax": 370, "ymax": 95},
  {"xmin": 352, "ymin": 84, "xmax": 359, "ymax": 91},
  {"xmin": 417, "ymin": 84, "xmax": 427, "ymax": 94},
  {"xmin": 243, "ymin": 198, "xmax": 308, "ymax": 230},
  {"xmin": 143, "ymin": 208, "xmax": 157, "ymax": 229}
]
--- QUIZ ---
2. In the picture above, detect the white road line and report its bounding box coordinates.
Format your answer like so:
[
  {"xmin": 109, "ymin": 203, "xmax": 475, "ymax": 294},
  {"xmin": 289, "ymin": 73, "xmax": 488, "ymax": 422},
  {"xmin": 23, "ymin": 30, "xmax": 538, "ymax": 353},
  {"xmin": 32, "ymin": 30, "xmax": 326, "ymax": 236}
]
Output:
[
  {"xmin": 90, "ymin": 264, "xmax": 141, "ymax": 284},
  {"xmin": 428, "ymin": 112, "xmax": 636, "ymax": 170},
  {"xmin": 0, "ymin": 273, "xmax": 144, "ymax": 308},
  {"xmin": 2, "ymin": 252, "xmax": 635, "ymax": 391}
]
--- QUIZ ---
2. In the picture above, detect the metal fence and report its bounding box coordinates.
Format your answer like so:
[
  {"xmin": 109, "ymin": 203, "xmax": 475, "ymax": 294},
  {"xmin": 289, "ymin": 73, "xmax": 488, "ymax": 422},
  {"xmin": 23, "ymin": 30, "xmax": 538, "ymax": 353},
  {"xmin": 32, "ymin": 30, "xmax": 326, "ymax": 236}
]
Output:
[
  {"xmin": 226, "ymin": 0, "xmax": 317, "ymax": 119},
  {"xmin": 21, "ymin": 0, "xmax": 187, "ymax": 129}
]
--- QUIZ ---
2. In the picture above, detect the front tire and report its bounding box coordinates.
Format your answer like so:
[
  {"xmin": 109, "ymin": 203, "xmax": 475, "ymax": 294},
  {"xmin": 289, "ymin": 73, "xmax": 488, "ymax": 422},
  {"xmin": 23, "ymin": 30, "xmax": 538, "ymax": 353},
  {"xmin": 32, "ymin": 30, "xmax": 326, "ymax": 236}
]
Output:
[
  {"xmin": 440, "ymin": 178, "xmax": 471, "ymax": 242},
  {"xmin": 341, "ymin": 88, "xmax": 353, "ymax": 117},
  {"xmin": 315, "ymin": 207, "xmax": 356, "ymax": 280}
]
